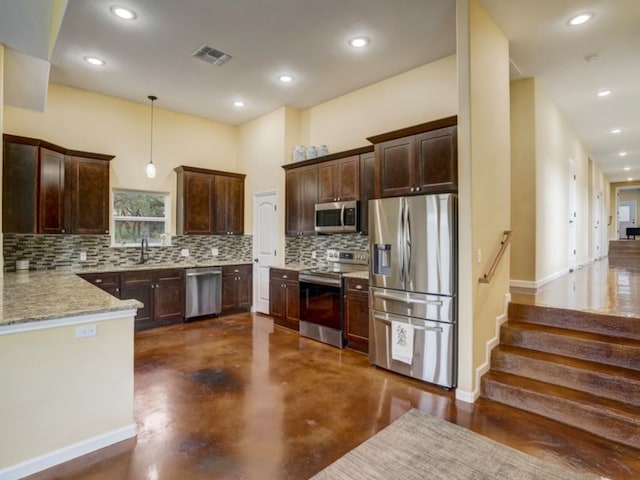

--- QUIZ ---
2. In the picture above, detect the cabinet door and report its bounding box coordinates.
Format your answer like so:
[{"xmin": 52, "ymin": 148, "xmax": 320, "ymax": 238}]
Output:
[
  {"xmin": 359, "ymin": 151, "xmax": 375, "ymax": 235},
  {"xmin": 2, "ymin": 142, "xmax": 38, "ymax": 233},
  {"xmin": 78, "ymin": 272, "xmax": 121, "ymax": 298},
  {"xmin": 285, "ymin": 165, "xmax": 318, "ymax": 236},
  {"xmin": 317, "ymin": 161, "xmax": 338, "ymax": 203},
  {"xmin": 214, "ymin": 175, "xmax": 244, "ymax": 235},
  {"xmin": 269, "ymin": 279, "xmax": 285, "ymax": 322},
  {"xmin": 39, "ymin": 148, "xmax": 66, "ymax": 234},
  {"xmin": 336, "ymin": 155, "xmax": 359, "ymax": 201},
  {"xmin": 416, "ymin": 126, "xmax": 458, "ymax": 193},
  {"xmin": 182, "ymin": 171, "xmax": 215, "ymax": 235},
  {"xmin": 70, "ymin": 156, "xmax": 110, "ymax": 234},
  {"xmin": 221, "ymin": 269, "xmax": 237, "ymax": 313},
  {"xmin": 284, "ymin": 282, "xmax": 300, "ymax": 330},
  {"xmin": 344, "ymin": 292, "xmax": 369, "ymax": 353},
  {"xmin": 120, "ymin": 270, "xmax": 154, "ymax": 330},
  {"xmin": 153, "ymin": 269, "xmax": 185, "ymax": 325},
  {"xmin": 376, "ymin": 137, "xmax": 415, "ymax": 198}
]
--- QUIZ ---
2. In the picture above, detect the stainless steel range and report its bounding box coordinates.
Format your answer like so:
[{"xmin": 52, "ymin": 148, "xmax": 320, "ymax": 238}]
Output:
[{"xmin": 299, "ymin": 249, "xmax": 369, "ymax": 348}]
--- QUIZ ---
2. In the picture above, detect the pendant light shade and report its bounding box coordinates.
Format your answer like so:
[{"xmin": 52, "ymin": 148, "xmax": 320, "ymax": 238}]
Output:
[{"xmin": 146, "ymin": 95, "xmax": 157, "ymax": 178}]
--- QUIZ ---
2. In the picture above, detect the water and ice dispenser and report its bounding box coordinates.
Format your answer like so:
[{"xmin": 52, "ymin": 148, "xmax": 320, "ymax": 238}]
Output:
[{"xmin": 373, "ymin": 244, "xmax": 392, "ymax": 275}]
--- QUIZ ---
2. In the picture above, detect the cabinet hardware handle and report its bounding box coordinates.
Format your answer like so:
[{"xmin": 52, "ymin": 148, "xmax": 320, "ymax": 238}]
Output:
[
  {"xmin": 416, "ymin": 186, "xmax": 421, "ymax": 191},
  {"xmin": 410, "ymin": 187, "xmax": 415, "ymax": 192},
  {"xmin": 116, "ymin": 288, "xmax": 120, "ymax": 292},
  {"xmin": 61, "ymin": 229, "xmax": 66, "ymax": 233},
  {"xmin": 234, "ymin": 269, "xmax": 240, "ymax": 272},
  {"xmin": 355, "ymin": 285, "xmax": 363, "ymax": 290},
  {"xmin": 95, "ymin": 279, "xmax": 103, "ymax": 284},
  {"xmin": 283, "ymin": 275, "xmax": 288, "ymax": 279}
]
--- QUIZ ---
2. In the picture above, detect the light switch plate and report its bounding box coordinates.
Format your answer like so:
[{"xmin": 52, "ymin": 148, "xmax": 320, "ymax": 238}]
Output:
[
  {"xmin": 76, "ymin": 325, "xmax": 97, "ymax": 338},
  {"xmin": 211, "ymin": 247, "xmax": 219, "ymax": 256},
  {"xmin": 181, "ymin": 248, "xmax": 190, "ymax": 257}
]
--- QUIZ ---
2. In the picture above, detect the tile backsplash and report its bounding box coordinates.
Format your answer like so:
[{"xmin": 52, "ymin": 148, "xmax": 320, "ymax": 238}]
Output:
[
  {"xmin": 285, "ymin": 234, "xmax": 368, "ymax": 267},
  {"xmin": 3, "ymin": 234, "xmax": 253, "ymax": 272}
]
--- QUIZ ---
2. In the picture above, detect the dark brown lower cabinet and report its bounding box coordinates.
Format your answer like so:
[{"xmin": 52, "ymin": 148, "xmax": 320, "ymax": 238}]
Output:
[
  {"xmin": 344, "ymin": 277, "xmax": 369, "ymax": 353},
  {"xmin": 77, "ymin": 272, "xmax": 121, "ymax": 298},
  {"xmin": 120, "ymin": 268, "xmax": 185, "ymax": 331},
  {"xmin": 269, "ymin": 268, "xmax": 299, "ymax": 331},
  {"xmin": 221, "ymin": 264, "xmax": 252, "ymax": 314}
]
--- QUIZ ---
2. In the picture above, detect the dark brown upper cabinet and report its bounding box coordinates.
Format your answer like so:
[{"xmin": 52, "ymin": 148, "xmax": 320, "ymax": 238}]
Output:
[
  {"xmin": 175, "ymin": 166, "xmax": 245, "ymax": 235},
  {"xmin": 285, "ymin": 164, "xmax": 318, "ymax": 237},
  {"xmin": 2, "ymin": 135, "xmax": 114, "ymax": 235},
  {"xmin": 368, "ymin": 116, "xmax": 458, "ymax": 198},
  {"xmin": 317, "ymin": 155, "xmax": 359, "ymax": 203}
]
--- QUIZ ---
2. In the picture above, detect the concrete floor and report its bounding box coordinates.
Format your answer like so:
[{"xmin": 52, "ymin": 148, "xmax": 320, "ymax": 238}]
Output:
[{"xmin": 34, "ymin": 258, "xmax": 640, "ymax": 479}]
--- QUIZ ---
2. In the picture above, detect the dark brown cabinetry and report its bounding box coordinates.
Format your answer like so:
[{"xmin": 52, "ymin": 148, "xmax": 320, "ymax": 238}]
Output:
[
  {"xmin": 214, "ymin": 174, "xmax": 244, "ymax": 235},
  {"xmin": 285, "ymin": 164, "xmax": 318, "ymax": 236},
  {"xmin": 368, "ymin": 117, "xmax": 458, "ymax": 198},
  {"xmin": 120, "ymin": 268, "xmax": 185, "ymax": 331},
  {"xmin": 175, "ymin": 166, "xmax": 245, "ymax": 235},
  {"xmin": 269, "ymin": 268, "xmax": 299, "ymax": 330},
  {"xmin": 343, "ymin": 277, "xmax": 369, "ymax": 353},
  {"xmin": 317, "ymin": 155, "xmax": 359, "ymax": 203},
  {"xmin": 78, "ymin": 272, "xmax": 121, "ymax": 298},
  {"xmin": 359, "ymin": 151, "xmax": 375, "ymax": 235},
  {"xmin": 2, "ymin": 135, "xmax": 113, "ymax": 235},
  {"xmin": 221, "ymin": 264, "xmax": 252, "ymax": 314}
]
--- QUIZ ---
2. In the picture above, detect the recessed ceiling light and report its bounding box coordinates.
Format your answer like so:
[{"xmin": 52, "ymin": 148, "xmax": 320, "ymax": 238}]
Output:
[
  {"xmin": 628, "ymin": 178, "xmax": 633, "ymax": 182},
  {"xmin": 110, "ymin": 5, "xmax": 136, "ymax": 20},
  {"xmin": 84, "ymin": 56, "xmax": 105, "ymax": 66},
  {"xmin": 567, "ymin": 13, "xmax": 593, "ymax": 26},
  {"xmin": 233, "ymin": 101, "xmax": 246, "ymax": 107},
  {"xmin": 619, "ymin": 151, "xmax": 628, "ymax": 157},
  {"xmin": 624, "ymin": 167, "xmax": 630, "ymax": 171},
  {"xmin": 349, "ymin": 37, "xmax": 370, "ymax": 48},
  {"xmin": 597, "ymin": 90, "xmax": 611, "ymax": 97},
  {"xmin": 611, "ymin": 128, "xmax": 622, "ymax": 134},
  {"xmin": 278, "ymin": 74, "xmax": 293, "ymax": 83}
]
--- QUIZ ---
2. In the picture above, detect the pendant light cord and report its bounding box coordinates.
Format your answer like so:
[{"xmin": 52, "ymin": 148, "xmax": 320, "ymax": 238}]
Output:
[{"xmin": 148, "ymin": 95, "xmax": 157, "ymax": 165}]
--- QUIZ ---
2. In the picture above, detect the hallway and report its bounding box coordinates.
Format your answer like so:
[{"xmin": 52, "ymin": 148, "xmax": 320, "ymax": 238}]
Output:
[{"xmin": 30, "ymin": 259, "xmax": 640, "ymax": 480}]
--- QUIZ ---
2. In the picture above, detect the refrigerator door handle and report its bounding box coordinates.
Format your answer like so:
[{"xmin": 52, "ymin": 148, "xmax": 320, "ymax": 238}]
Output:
[
  {"xmin": 340, "ymin": 204, "xmax": 345, "ymax": 229},
  {"xmin": 405, "ymin": 201, "xmax": 411, "ymax": 283},
  {"xmin": 374, "ymin": 292, "xmax": 444, "ymax": 306},
  {"xmin": 398, "ymin": 199, "xmax": 406, "ymax": 284},
  {"xmin": 372, "ymin": 314, "xmax": 444, "ymax": 332}
]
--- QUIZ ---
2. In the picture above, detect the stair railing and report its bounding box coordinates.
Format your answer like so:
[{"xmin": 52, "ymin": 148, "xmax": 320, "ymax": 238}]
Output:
[{"xmin": 479, "ymin": 230, "xmax": 513, "ymax": 284}]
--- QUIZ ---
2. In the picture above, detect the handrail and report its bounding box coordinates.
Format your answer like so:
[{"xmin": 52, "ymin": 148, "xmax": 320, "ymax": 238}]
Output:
[{"xmin": 479, "ymin": 230, "xmax": 513, "ymax": 284}]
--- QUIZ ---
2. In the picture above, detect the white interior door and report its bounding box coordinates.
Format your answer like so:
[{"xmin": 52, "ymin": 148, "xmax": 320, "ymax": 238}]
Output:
[
  {"xmin": 618, "ymin": 201, "xmax": 636, "ymax": 239},
  {"xmin": 252, "ymin": 190, "xmax": 279, "ymax": 314},
  {"xmin": 568, "ymin": 159, "xmax": 577, "ymax": 270}
]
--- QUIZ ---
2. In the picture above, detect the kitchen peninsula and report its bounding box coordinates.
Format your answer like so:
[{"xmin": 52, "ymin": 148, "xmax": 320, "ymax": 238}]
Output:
[{"xmin": 0, "ymin": 271, "xmax": 141, "ymax": 479}]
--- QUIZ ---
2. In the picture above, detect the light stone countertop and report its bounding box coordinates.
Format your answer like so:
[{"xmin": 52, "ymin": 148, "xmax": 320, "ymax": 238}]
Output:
[
  {"xmin": 73, "ymin": 260, "xmax": 253, "ymax": 274},
  {"xmin": 0, "ymin": 271, "xmax": 142, "ymax": 327},
  {"xmin": 343, "ymin": 270, "xmax": 370, "ymax": 280}
]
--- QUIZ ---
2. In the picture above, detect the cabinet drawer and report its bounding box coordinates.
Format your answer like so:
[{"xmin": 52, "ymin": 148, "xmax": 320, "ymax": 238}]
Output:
[
  {"xmin": 270, "ymin": 268, "xmax": 299, "ymax": 282},
  {"xmin": 79, "ymin": 272, "xmax": 120, "ymax": 289},
  {"xmin": 155, "ymin": 268, "xmax": 184, "ymax": 282},
  {"xmin": 121, "ymin": 270, "xmax": 154, "ymax": 286},
  {"xmin": 345, "ymin": 277, "xmax": 369, "ymax": 293},
  {"xmin": 222, "ymin": 264, "xmax": 252, "ymax": 276}
]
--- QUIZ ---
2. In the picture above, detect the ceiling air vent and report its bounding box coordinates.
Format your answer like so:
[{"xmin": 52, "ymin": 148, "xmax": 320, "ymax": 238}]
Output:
[
  {"xmin": 509, "ymin": 58, "xmax": 523, "ymax": 79},
  {"xmin": 191, "ymin": 44, "xmax": 232, "ymax": 66}
]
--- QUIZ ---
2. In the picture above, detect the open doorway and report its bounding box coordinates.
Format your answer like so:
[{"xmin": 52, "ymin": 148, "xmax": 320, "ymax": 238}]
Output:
[{"xmin": 616, "ymin": 186, "xmax": 640, "ymax": 240}]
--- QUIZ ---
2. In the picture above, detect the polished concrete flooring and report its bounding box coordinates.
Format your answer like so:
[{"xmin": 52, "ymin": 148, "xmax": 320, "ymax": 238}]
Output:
[{"xmin": 40, "ymin": 258, "xmax": 640, "ymax": 480}]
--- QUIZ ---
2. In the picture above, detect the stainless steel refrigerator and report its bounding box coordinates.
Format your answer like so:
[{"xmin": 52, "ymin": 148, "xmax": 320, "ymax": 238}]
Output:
[{"xmin": 368, "ymin": 194, "xmax": 457, "ymax": 388}]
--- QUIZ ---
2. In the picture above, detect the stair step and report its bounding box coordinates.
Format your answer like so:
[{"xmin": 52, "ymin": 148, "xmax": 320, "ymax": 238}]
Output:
[
  {"xmin": 508, "ymin": 302, "xmax": 640, "ymax": 341},
  {"xmin": 500, "ymin": 321, "xmax": 640, "ymax": 371},
  {"xmin": 481, "ymin": 371, "xmax": 640, "ymax": 449},
  {"xmin": 491, "ymin": 345, "xmax": 640, "ymax": 406}
]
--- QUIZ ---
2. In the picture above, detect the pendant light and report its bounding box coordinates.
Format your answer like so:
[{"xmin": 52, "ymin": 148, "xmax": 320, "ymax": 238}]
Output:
[{"xmin": 146, "ymin": 95, "xmax": 157, "ymax": 178}]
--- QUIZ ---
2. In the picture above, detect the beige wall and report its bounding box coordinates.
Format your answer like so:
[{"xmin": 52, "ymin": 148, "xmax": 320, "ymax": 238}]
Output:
[
  {"xmin": 4, "ymin": 84, "xmax": 238, "ymax": 234},
  {"xmin": 1, "ymin": 44, "xmax": 4, "ymax": 274},
  {"xmin": 0, "ymin": 316, "xmax": 135, "ymax": 471},
  {"xmin": 299, "ymin": 56, "xmax": 458, "ymax": 153},
  {"xmin": 509, "ymin": 79, "xmax": 536, "ymax": 280},
  {"xmin": 456, "ymin": 0, "xmax": 511, "ymax": 399}
]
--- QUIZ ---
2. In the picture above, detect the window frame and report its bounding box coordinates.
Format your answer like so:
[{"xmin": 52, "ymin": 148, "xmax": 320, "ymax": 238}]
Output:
[{"xmin": 111, "ymin": 188, "xmax": 171, "ymax": 247}]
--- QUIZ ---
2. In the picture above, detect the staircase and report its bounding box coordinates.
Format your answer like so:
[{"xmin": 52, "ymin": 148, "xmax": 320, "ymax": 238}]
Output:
[
  {"xmin": 481, "ymin": 302, "xmax": 640, "ymax": 449},
  {"xmin": 608, "ymin": 240, "xmax": 640, "ymax": 268}
]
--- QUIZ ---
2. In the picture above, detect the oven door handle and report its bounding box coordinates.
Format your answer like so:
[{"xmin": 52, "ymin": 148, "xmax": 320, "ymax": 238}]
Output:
[
  {"xmin": 340, "ymin": 204, "xmax": 346, "ymax": 229},
  {"xmin": 373, "ymin": 292, "xmax": 443, "ymax": 306},
  {"xmin": 299, "ymin": 275, "xmax": 342, "ymax": 287},
  {"xmin": 372, "ymin": 314, "xmax": 443, "ymax": 332}
]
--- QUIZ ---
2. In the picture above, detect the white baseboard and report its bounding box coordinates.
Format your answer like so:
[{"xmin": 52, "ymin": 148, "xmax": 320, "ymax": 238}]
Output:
[
  {"xmin": 455, "ymin": 293, "xmax": 510, "ymax": 404},
  {"xmin": 0, "ymin": 424, "xmax": 136, "ymax": 480},
  {"xmin": 510, "ymin": 268, "xmax": 569, "ymax": 291}
]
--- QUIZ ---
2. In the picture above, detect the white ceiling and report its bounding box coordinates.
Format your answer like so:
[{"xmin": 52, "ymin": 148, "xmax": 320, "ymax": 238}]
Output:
[{"xmin": 1, "ymin": 0, "xmax": 638, "ymax": 183}]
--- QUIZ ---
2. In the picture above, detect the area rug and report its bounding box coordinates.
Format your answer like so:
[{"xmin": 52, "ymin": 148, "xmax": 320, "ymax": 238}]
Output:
[{"xmin": 311, "ymin": 409, "xmax": 598, "ymax": 480}]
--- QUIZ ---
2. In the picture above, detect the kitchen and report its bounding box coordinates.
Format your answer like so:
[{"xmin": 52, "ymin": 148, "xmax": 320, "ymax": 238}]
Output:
[{"xmin": 2, "ymin": 0, "xmax": 632, "ymax": 478}]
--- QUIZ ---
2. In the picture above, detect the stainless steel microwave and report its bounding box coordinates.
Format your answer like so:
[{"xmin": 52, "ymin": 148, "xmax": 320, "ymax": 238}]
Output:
[{"xmin": 315, "ymin": 200, "xmax": 359, "ymax": 233}]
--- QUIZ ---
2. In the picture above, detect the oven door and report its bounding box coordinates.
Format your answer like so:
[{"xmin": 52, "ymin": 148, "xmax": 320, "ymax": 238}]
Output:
[{"xmin": 299, "ymin": 276, "xmax": 344, "ymax": 348}]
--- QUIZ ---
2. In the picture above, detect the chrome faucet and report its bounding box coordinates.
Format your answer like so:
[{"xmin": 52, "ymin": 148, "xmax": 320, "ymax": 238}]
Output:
[{"xmin": 139, "ymin": 237, "xmax": 149, "ymax": 264}]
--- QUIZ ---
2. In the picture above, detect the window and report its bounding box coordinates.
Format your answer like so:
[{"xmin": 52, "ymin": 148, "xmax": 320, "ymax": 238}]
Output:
[{"xmin": 112, "ymin": 189, "xmax": 170, "ymax": 246}]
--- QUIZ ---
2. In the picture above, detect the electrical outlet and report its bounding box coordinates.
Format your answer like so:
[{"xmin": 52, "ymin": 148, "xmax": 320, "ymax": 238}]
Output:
[
  {"xmin": 311, "ymin": 251, "xmax": 317, "ymax": 259},
  {"xmin": 80, "ymin": 251, "xmax": 87, "ymax": 262},
  {"xmin": 477, "ymin": 249, "xmax": 482, "ymax": 264},
  {"xmin": 181, "ymin": 248, "xmax": 190, "ymax": 257},
  {"xmin": 211, "ymin": 247, "xmax": 219, "ymax": 256},
  {"xmin": 75, "ymin": 325, "xmax": 97, "ymax": 338}
]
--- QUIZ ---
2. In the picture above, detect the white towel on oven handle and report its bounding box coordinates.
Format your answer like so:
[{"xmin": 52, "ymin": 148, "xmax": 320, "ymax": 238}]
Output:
[{"xmin": 391, "ymin": 320, "xmax": 414, "ymax": 364}]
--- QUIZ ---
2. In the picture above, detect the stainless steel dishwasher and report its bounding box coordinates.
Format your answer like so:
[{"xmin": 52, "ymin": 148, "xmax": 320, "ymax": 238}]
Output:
[{"xmin": 185, "ymin": 267, "xmax": 222, "ymax": 320}]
